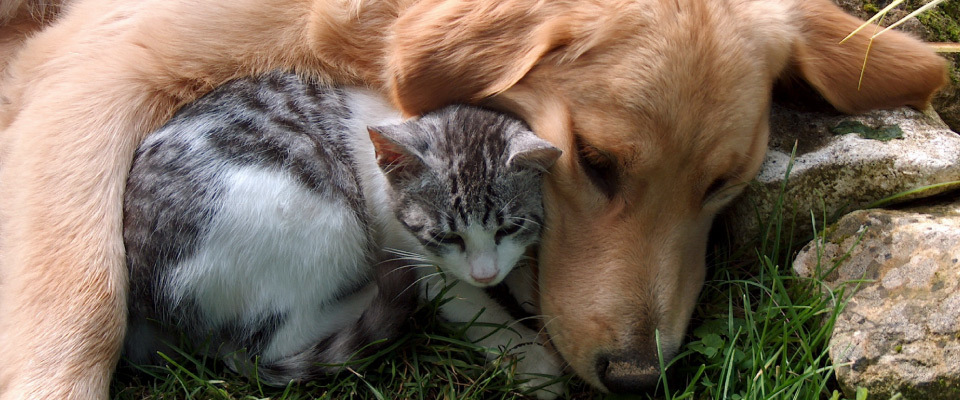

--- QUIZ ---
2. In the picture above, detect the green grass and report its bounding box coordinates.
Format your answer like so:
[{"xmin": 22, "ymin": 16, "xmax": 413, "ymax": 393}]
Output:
[
  {"xmin": 110, "ymin": 157, "xmax": 860, "ymax": 400},
  {"xmin": 644, "ymin": 149, "xmax": 863, "ymax": 400}
]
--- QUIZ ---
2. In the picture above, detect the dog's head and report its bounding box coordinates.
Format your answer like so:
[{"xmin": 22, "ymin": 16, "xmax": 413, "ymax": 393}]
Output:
[{"xmin": 386, "ymin": 0, "xmax": 946, "ymax": 393}]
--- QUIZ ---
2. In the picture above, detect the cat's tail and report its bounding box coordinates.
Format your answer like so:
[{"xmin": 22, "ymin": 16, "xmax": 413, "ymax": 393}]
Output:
[{"xmin": 253, "ymin": 260, "xmax": 418, "ymax": 386}]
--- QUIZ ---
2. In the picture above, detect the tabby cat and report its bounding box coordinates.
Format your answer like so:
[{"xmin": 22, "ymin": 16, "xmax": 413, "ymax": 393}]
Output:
[{"xmin": 122, "ymin": 71, "xmax": 564, "ymax": 394}]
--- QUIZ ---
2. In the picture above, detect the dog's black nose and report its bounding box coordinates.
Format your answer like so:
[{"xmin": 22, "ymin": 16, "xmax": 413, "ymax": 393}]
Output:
[{"xmin": 596, "ymin": 353, "xmax": 660, "ymax": 394}]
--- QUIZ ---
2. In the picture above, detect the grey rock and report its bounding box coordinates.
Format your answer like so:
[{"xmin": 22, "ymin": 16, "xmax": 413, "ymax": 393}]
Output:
[
  {"xmin": 793, "ymin": 203, "xmax": 960, "ymax": 399},
  {"xmin": 720, "ymin": 104, "xmax": 960, "ymax": 246}
]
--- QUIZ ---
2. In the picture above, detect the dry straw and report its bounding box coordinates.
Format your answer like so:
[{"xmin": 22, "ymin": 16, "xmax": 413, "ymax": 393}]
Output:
[{"xmin": 839, "ymin": 0, "xmax": 956, "ymax": 89}]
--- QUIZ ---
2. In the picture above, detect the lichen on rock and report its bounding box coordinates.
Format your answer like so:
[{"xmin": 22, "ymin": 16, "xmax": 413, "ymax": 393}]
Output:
[
  {"xmin": 720, "ymin": 105, "xmax": 960, "ymax": 247},
  {"xmin": 793, "ymin": 202, "xmax": 960, "ymax": 399}
]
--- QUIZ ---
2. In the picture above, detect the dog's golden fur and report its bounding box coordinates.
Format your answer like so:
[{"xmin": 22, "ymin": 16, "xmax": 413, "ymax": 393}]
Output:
[
  {"xmin": 0, "ymin": 0, "xmax": 59, "ymax": 82},
  {"xmin": 0, "ymin": 0, "xmax": 946, "ymax": 397}
]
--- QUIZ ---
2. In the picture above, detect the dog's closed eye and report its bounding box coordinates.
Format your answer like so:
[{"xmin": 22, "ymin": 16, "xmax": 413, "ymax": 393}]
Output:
[
  {"xmin": 703, "ymin": 178, "xmax": 728, "ymax": 202},
  {"xmin": 575, "ymin": 135, "xmax": 618, "ymax": 199},
  {"xmin": 703, "ymin": 176, "xmax": 749, "ymax": 206}
]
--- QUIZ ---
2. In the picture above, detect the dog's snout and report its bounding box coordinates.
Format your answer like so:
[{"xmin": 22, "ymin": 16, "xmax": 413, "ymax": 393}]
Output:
[{"xmin": 596, "ymin": 353, "xmax": 661, "ymax": 394}]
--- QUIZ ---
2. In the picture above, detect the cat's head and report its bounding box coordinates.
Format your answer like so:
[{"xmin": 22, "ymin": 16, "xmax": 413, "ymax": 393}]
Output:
[{"xmin": 369, "ymin": 106, "xmax": 560, "ymax": 287}]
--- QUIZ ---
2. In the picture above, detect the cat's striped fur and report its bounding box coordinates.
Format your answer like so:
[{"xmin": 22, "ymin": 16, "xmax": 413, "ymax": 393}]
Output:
[{"xmin": 122, "ymin": 71, "xmax": 563, "ymax": 388}]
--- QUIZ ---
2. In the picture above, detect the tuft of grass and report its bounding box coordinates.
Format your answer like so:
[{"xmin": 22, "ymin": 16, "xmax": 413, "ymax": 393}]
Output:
[
  {"xmin": 647, "ymin": 146, "xmax": 860, "ymax": 400},
  {"xmin": 112, "ymin": 285, "xmax": 575, "ymax": 399}
]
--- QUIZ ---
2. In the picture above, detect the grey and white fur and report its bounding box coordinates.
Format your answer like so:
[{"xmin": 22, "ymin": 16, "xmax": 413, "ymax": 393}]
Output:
[{"xmin": 123, "ymin": 71, "xmax": 564, "ymax": 395}]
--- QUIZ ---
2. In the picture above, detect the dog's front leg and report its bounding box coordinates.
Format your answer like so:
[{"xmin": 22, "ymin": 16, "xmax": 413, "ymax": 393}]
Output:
[{"xmin": 0, "ymin": 0, "xmax": 359, "ymax": 397}]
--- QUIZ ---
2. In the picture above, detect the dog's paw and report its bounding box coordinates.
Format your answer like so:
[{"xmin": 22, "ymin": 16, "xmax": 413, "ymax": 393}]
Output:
[{"xmin": 513, "ymin": 343, "xmax": 565, "ymax": 400}]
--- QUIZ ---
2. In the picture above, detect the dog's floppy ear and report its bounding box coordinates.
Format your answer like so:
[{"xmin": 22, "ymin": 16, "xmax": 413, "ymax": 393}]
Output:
[
  {"xmin": 788, "ymin": 0, "xmax": 947, "ymax": 113},
  {"xmin": 386, "ymin": 0, "xmax": 569, "ymax": 116}
]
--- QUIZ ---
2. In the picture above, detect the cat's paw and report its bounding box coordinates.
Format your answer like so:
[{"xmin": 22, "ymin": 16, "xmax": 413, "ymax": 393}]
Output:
[{"xmin": 513, "ymin": 343, "xmax": 565, "ymax": 400}]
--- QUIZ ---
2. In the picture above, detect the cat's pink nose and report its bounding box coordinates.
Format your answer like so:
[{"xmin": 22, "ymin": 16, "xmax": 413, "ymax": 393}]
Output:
[
  {"xmin": 470, "ymin": 271, "xmax": 497, "ymax": 284},
  {"xmin": 469, "ymin": 252, "xmax": 498, "ymax": 284}
]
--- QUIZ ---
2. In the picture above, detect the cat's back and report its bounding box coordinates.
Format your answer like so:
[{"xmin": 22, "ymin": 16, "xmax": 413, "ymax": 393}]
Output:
[{"xmin": 124, "ymin": 72, "xmax": 387, "ymax": 361}]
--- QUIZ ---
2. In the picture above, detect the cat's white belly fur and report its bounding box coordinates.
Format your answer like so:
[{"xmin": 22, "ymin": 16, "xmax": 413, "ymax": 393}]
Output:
[{"xmin": 165, "ymin": 164, "xmax": 376, "ymax": 359}]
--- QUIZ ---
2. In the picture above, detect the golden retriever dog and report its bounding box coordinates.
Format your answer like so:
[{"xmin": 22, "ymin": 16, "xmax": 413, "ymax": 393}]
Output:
[{"xmin": 0, "ymin": 0, "xmax": 945, "ymax": 397}]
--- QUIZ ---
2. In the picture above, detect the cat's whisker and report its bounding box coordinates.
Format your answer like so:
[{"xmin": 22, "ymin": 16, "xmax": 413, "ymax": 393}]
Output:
[
  {"xmin": 405, "ymin": 271, "xmax": 447, "ymax": 294},
  {"xmin": 381, "ymin": 248, "xmax": 431, "ymax": 263},
  {"xmin": 379, "ymin": 254, "xmax": 430, "ymax": 264},
  {"xmin": 381, "ymin": 258, "xmax": 424, "ymax": 265},
  {"xmin": 394, "ymin": 263, "xmax": 435, "ymax": 271},
  {"xmin": 382, "ymin": 251, "xmax": 424, "ymax": 259},
  {"xmin": 507, "ymin": 215, "xmax": 541, "ymax": 228},
  {"xmin": 517, "ymin": 255, "xmax": 537, "ymax": 264},
  {"xmin": 383, "ymin": 247, "xmax": 420, "ymax": 255},
  {"xmin": 509, "ymin": 314, "xmax": 546, "ymax": 327},
  {"xmin": 538, "ymin": 316, "xmax": 561, "ymax": 337},
  {"xmin": 498, "ymin": 193, "xmax": 523, "ymax": 214},
  {"xmin": 379, "ymin": 253, "xmax": 417, "ymax": 261},
  {"xmin": 393, "ymin": 274, "xmax": 435, "ymax": 298},
  {"xmin": 380, "ymin": 160, "xmax": 405, "ymax": 175},
  {"xmin": 381, "ymin": 264, "xmax": 434, "ymax": 280},
  {"xmin": 425, "ymin": 229, "xmax": 452, "ymax": 243}
]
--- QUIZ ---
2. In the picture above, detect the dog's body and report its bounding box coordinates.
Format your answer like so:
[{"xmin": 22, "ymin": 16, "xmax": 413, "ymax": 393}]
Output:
[
  {"xmin": 0, "ymin": 3, "xmax": 54, "ymax": 82},
  {"xmin": 0, "ymin": 0, "xmax": 946, "ymax": 398}
]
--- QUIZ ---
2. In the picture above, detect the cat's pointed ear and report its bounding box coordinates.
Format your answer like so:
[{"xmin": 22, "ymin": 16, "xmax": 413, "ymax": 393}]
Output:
[
  {"xmin": 507, "ymin": 131, "xmax": 561, "ymax": 172},
  {"xmin": 368, "ymin": 126, "xmax": 424, "ymax": 175}
]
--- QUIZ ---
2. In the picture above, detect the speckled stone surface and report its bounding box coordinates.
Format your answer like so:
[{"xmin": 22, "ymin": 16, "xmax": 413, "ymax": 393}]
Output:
[
  {"xmin": 793, "ymin": 203, "xmax": 960, "ymax": 399},
  {"xmin": 721, "ymin": 104, "xmax": 960, "ymax": 246}
]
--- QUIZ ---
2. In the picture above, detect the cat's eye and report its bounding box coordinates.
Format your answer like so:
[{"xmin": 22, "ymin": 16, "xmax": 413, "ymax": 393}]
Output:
[
  {"xmin": 495, "ymin": 222, "xmax": 523, "ymax": 242},
  {"xmin": 436, "ymin": 233, "xmax": 466, "ymax": 250}
]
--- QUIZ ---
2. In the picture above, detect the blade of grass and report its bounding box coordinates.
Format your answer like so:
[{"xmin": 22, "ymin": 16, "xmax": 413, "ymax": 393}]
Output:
[
  {"xmin": 931, "ymin": 42, "xmax": 960, "ymax": 53},
  {"xmin": 872, "ymin": 0, "xmax": 949, "ymax": 39},
  {"xmin": 863, "ymin": 180, "xmax": 960, "ymax": 209},
  {"xmin": 839, "ymin": 0, "xmax": 904, "ymax": 44}
]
